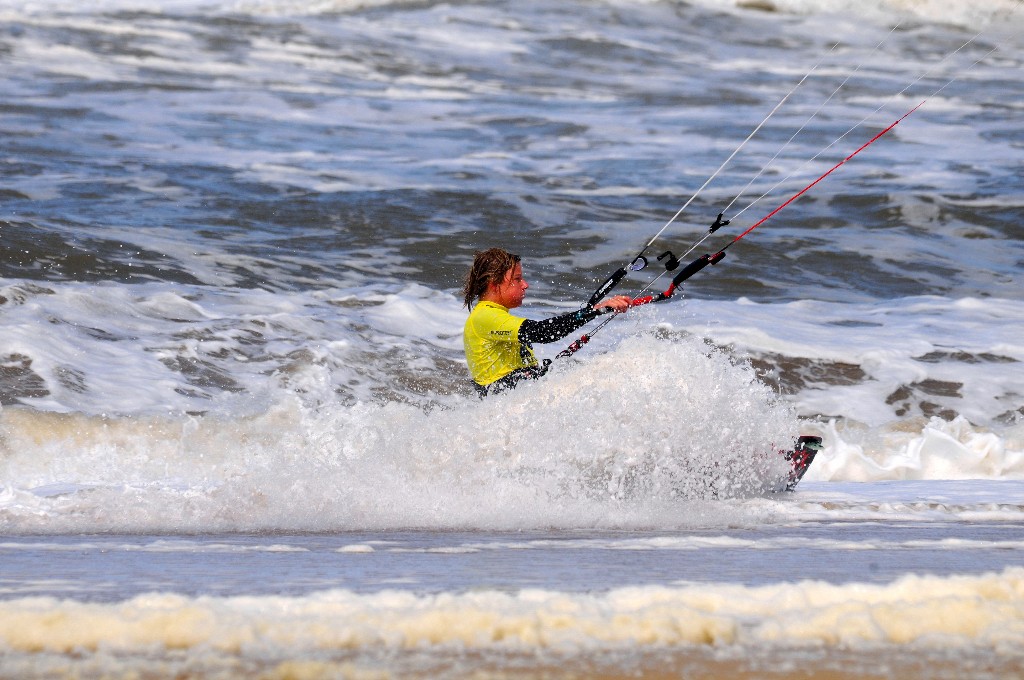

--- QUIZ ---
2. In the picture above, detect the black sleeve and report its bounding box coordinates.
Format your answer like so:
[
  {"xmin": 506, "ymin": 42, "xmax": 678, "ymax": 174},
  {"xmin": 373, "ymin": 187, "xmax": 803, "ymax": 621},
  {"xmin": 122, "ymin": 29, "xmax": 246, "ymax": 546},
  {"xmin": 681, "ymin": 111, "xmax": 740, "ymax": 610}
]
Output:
[{"xmin": 518, "ymin": 307, "xmax": 599, "ymax": 344}]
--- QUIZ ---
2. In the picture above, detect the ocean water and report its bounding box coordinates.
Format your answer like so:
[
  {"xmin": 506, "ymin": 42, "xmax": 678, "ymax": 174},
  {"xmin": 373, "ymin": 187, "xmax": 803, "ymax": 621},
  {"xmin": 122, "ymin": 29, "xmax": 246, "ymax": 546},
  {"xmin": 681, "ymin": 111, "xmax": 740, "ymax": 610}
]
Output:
[{"xmin": 1, "ymin": 0, "xmax": 1023, "ymax": 677}]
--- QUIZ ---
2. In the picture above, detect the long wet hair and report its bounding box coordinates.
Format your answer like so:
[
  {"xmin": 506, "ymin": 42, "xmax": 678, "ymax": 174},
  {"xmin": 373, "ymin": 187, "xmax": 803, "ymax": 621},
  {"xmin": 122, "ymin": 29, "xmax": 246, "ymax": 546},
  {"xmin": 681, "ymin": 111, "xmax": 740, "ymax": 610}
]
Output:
[{"xmin": 462, "ymin": 248, "xmax": 520, "ymax": 309}]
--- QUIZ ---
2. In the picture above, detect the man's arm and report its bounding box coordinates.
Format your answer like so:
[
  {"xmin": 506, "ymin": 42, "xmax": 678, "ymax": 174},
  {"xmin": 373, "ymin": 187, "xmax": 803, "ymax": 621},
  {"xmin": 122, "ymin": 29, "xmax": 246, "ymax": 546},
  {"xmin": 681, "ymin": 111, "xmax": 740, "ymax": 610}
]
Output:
[
  {"xmin": 518, "ymin": 295, "xmax": 632, "ymax": 344},
  {"xmin": 518, "ymin": 308, "xmax": 598, "ymax": 344}
]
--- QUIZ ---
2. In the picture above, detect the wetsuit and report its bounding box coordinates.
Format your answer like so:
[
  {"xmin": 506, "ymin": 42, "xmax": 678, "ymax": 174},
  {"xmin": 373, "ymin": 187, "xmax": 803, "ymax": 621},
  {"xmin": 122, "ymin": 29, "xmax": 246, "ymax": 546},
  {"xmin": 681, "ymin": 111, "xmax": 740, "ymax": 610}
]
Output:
[{"xmin": 463, "ymin": 300, "xmax": 599, "ymax": 396}]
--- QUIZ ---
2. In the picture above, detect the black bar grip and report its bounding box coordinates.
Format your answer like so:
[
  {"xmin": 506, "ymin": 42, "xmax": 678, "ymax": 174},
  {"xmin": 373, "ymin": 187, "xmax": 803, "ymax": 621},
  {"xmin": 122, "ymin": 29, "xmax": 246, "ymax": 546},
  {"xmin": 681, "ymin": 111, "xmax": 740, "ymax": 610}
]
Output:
[
  {"xmin": 587, "ymin": 267, "xmax": 627, "ymax": 307},
  {"xmin": 671, "ymin": 251, "xmax": 728, "ymax": 287},
  {"xmin": 671, "ymin": 254, "xmax": 713, "ymax": 287}
]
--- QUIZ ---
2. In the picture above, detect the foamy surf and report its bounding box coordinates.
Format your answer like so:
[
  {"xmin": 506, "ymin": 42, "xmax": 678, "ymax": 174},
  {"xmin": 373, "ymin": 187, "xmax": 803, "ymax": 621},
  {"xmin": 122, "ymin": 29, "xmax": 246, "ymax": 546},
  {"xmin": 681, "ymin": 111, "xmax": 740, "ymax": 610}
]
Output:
[
  {"xmin": 0, "ymin": 334, "xmax": 804, "ymax": 533},
  {"xmin": 0, "ymin": 568, "xmax": 1021, "ymax": 678}
]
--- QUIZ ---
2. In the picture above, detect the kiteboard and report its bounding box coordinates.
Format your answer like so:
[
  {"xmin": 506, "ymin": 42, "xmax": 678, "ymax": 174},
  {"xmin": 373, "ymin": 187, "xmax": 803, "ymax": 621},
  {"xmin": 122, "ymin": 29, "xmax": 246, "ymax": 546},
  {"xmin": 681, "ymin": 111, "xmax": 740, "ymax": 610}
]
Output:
[{"xmin": 782, "ymin": 435, "xmax": 821, "ymax": 491}]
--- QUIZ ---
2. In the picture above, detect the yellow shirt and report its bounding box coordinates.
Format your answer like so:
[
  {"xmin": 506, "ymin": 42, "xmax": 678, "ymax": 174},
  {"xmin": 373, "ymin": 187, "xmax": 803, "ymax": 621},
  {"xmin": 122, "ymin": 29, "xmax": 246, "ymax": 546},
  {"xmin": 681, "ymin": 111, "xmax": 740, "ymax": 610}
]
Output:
[{"xmin": 463, "ymin": 301, "xmax": 538, "ymax": 386}]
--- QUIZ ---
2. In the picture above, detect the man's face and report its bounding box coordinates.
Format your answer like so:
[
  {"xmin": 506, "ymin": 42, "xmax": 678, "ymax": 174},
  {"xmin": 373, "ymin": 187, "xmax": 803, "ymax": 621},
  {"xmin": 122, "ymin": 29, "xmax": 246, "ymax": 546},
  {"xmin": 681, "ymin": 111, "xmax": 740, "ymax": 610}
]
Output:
[{"xmin": 491, "ymin": 263, "xmax": 529, "ymax": 309}]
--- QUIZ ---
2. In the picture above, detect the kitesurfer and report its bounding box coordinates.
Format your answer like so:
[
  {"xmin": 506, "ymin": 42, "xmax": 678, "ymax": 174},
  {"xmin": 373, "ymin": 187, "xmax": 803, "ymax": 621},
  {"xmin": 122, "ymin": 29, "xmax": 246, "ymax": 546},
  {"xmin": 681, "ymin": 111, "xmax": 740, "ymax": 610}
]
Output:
[{"xmin": 462, "ymin": 248, "xmax": 631, "ymax": 396}]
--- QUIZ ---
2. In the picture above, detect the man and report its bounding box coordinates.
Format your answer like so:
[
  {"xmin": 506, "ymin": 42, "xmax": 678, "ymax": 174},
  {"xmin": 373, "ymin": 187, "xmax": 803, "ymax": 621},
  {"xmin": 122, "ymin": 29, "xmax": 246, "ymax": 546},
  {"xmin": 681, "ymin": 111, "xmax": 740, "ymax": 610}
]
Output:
[{"xmin": 462, "ymin": 248, "xmax": 631, "ymax": 396}]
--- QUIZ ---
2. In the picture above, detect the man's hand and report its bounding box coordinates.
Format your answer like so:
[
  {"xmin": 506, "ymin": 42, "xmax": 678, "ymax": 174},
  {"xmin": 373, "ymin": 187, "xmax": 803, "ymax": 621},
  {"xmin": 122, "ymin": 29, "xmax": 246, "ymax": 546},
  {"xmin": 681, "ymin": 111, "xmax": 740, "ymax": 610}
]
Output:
[{"xmin": 593, "ymin": 294, "xmax": 632, "ymax": 313}]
